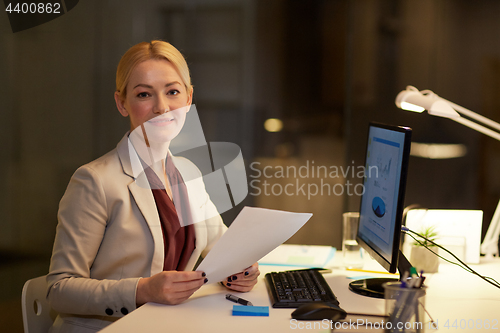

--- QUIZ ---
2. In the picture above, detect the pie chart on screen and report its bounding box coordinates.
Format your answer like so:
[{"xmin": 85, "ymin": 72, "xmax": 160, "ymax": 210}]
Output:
[{"xmin": 372, "ymin": 197, "xmax": 386, "ymax": 218}]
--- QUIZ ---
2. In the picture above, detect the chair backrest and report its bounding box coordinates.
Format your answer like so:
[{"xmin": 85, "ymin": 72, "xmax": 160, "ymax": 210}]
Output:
[{"xmin": 21, "ymin": 275, "xmax": 58, "ymax": 333}]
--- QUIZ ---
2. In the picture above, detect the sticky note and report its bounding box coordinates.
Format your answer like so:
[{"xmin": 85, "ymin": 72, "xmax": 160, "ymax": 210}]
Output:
[{"xmin": 232, "ymin": 305, "xmax": 269, "ymax": 317}]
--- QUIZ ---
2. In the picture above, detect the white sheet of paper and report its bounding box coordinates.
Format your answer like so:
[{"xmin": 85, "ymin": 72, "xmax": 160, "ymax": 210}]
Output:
[
  {"xmin": 259, "ymin": 244, "xmax": 336, "ymax": 268},
  {"xmin": 197, "ymin": 206, "xmax": 312, "ymax": 283}
]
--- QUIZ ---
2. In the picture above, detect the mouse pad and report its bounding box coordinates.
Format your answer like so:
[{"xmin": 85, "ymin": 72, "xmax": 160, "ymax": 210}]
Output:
[{"xmin": 323, "ymin": 275, "xmax": 385, "ymax": 316}]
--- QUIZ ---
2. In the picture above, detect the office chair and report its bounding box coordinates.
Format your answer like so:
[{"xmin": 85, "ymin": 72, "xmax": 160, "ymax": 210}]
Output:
[{"xmin": 21, "ymin": 275, "xmax": 57, "ymax": 333}]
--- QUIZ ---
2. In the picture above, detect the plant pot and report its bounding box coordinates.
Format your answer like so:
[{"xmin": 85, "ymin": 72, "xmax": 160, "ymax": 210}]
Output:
[{"xmin": 410, "ymin": 246, "xmax": 439, "ymax": 273}]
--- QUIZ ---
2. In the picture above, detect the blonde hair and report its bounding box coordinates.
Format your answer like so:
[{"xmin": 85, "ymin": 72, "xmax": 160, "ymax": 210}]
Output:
[{"xmin": 115, "ymin": 40, "xmax": 192, "ymax": 100}]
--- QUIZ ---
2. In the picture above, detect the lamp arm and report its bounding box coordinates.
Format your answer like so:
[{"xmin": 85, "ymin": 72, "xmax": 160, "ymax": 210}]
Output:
[
  {"xmin": 453, "ymin": 117, "xmax": 500, "ymax": 142},
  {"xmin": 453, "ymin": 117, "xmax": 500, "ymax": 256},
  {"xmin": 481, "ymin": 200, "xmax": 500, "ymax": 257},
  {"xmin": 439, "ymin": 98, "xmax": 500, "ymax": 133}
]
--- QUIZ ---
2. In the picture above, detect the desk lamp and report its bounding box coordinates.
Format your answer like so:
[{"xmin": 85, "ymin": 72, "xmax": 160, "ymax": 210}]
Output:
[{"xmin": 395, "ymin": 85, "xmax": 500, "ymax": 258}]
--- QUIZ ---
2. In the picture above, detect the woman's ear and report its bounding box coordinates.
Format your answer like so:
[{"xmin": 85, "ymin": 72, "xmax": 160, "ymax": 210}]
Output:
[
  {"xmin": 186, "ymin": 87, "xmax": 193, "ymax": 112},
  {"xmin": 114, "ymin": 91, "xmax": 128, "ymax": 117},
  {"xmin": 187, "ymin": 87, "xmax": 193, "ymax": 106}
]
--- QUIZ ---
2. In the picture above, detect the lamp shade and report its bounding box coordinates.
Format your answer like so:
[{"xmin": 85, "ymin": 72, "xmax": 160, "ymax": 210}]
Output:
[{"xmin": 395, "ymin": 86, "xmax": 460, "ymax": 119}]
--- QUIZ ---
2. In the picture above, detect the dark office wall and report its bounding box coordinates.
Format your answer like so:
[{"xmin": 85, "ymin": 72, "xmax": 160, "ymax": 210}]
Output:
[{"xmin": 0, "ymin": 1, "xmax": 100, "ymax": 256}]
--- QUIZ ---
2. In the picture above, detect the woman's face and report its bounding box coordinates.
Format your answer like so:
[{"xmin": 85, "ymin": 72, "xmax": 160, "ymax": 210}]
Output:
[{"xmin": 115, "ymin": 59, "xmax": 192, "ymax": 143}]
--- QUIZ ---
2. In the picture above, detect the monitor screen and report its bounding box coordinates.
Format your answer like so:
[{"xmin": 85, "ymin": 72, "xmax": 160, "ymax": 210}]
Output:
[
  {"xmin": 349, "ymin": 122, "xmax": 412, "ymax": 298},
  {"xmin": 357, "ymin": 123, "xmax": 412, "ymax": 273}
]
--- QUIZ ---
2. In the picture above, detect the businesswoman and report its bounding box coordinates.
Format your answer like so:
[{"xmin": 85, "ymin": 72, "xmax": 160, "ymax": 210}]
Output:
[{"xmin": 46, "ymin": 40, "xmax": 259, "ymax": 333}]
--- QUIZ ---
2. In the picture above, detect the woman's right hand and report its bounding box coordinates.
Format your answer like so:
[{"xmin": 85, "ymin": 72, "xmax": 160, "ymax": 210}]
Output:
[{"xmin": 136, "ymin": 271, "xmax": 207, "ymax": 306}]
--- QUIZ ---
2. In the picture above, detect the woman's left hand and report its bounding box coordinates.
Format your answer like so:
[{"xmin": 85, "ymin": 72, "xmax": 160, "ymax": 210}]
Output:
[{"xmin": 222, "ymin": 262, "xmax": 260, "ymax": 292}]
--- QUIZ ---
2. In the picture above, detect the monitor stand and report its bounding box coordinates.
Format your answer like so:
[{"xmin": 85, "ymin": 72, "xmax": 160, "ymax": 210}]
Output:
[{"xmin": 348, "ymin": 251, "xmax": 412, "ymax": 298}]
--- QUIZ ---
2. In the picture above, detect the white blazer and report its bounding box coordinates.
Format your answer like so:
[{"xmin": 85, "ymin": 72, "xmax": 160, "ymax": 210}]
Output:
[{"xmin": 46, "ymin": 133, "xmax": 226, "ymax": 333}]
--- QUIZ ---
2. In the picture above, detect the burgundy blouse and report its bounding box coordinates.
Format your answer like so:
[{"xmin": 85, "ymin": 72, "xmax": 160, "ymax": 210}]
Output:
[{"xmin": 142, "ymin": 155, "xmax": 196, "ymax": 271}]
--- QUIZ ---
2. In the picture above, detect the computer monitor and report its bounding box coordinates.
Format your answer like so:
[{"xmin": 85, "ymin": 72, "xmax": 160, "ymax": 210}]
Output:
[{"xmin": 349, "ymin": 122, "xmax": 413, "ymax": 298}]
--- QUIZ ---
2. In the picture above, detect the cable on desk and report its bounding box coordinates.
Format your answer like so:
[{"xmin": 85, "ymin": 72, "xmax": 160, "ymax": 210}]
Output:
[{"xmin": 402, "ymin": 226, "xmax": 500, "ymax": 289}]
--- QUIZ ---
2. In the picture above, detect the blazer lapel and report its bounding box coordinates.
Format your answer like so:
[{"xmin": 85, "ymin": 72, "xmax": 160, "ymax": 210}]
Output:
[{"xmin": 117, "ymin": 134, "xmax": 164, "ymax": 276}]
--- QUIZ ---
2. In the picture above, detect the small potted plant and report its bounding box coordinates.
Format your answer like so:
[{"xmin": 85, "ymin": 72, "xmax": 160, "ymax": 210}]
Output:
[{"xmin": 410, "ymin": 226, "xmax": 440, "ymax": 273}]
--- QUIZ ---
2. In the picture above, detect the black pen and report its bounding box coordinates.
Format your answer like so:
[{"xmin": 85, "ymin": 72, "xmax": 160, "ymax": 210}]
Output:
[{"xmin": 226, "ymin": 293, "xmax": 253, "ymax": 306}]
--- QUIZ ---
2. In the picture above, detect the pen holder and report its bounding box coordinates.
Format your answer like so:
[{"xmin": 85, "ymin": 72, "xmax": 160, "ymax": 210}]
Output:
[{"xmin": 383, "ymin": 282, "xmax": 426, "ymax": 333}]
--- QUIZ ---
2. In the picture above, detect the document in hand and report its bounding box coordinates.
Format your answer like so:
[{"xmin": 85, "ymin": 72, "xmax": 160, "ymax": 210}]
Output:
[{"xmin": 197, "ymin": 206, "xmax": 313, "ymax": 284}]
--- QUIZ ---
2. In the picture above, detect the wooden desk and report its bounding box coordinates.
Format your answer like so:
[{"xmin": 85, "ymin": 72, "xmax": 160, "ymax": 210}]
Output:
[{"xmin": 100, "ymin": 253, "xmax": 500, "ymax": 332}]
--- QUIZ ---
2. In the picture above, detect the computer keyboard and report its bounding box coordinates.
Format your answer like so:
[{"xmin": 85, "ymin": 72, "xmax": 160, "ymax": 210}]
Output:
[{"xmin": 264, "ymin": 269, "xmax": 340, "ymax": 308}]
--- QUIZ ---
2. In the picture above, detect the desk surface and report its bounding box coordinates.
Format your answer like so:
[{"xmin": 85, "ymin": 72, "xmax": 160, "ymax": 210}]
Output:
[{"xmin": 100, "ymin": 250, "xmax": 500, "ymax": 333}]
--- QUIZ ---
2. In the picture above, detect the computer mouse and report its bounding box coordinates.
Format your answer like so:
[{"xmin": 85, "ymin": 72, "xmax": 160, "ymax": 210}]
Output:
[{"xmin": 291, "ymin": 302, "xmax": 347, "ymax": 321}]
